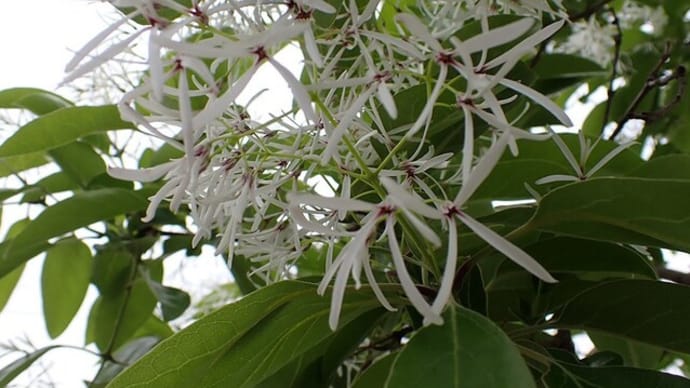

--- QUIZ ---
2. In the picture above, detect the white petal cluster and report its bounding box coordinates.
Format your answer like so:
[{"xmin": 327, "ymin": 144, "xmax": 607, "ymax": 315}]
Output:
[{"xmin": 67, "ymin": 0, "xmax": 572, "ymax": 329}]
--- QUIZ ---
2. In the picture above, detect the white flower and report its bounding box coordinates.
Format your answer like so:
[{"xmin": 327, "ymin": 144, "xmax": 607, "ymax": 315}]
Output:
[
  {"xmin": 555, "ymin": 16, "xmax": 617, "ymax": 67},
  {"xmin": 536, "ymin": 128, "xmax": 635, "ymax": 185}
]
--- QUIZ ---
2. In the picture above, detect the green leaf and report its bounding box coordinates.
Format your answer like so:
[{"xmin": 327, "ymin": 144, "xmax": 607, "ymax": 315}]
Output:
[
  {"xmin": 0, "ymin": 346, "xmax": 60, "ymax": 386},
  {"xmin": 496, "ymin": 237, "xmax": 656, "ymax": 281},
  {"xmin": 473, "ymin": 135, "xmax": 642, "ymax": 201},
  {"xmin": 108, "ymin": 281, "xmax": 392, "ymax": 388},
  {"xmin": 11, "ymin": 188, "xmax": 148, "ymax": 247},
  {"xmin": 142, "ymin": 275, "xmax": 191, "ymax": 321},
  {"xmin": 257, "ymin": 309, "xmax": 385, "ymax": 388},
  {"xmin": 91, "ymin": 246, "xmax": 135, "ymax": 297},
  {"xmin": 41, "ymin": 238, "xmax": 93, "ymax": 338},
  {"xmin": 555, "ymin": 280, "xmax": 690, "ymax": 354},
  {"xmin": 48, "ymin": 141, "xmax": 106, "ymax": 187},
  {"xmin": 0, "ymin": 152, "xmax": 50, "ymax": 178},
  {"xmin": 0, "ymin": 105, "xmax": 133, "ymax": 157},
  {"xmin": 533, "ymin": 54, "xmax": 606, "ymax": 79},
  {"xmin": 542, "ymin": 362, "xmax": 690, "ymax": 387},
  {"xmin": 531, "ymin": 177, "xmax": 690, "ymax": 251},
  {"xmin": 383, "ymin": 306, "xmax": 536, "ymax": 388},
  {"xmin": 588, "ymin": 331, "xmax": 664, "ymax": 369},
  {"xmin": 0, "ymin": 87, "xmax": 73, "ymax": 115},
  {"xmin": 92, "ymin": 337, "xmax": 160, "ymax": 387},
  {"xmin": 0, "ymin": 219, "xmax": 50, "ymax": 279},
  {"xmin": 352, "ymin": 353, "xmax": 398, "ymax": 388},
  {"xmin": 20, "ymin": 172, "xmax": 79, "ymax": 203},
  {"xmin": 86, "ymin": 277, "xmax": 158, "ymax": 351},
  {"xmin": 0, "ymin": 263, "xmax": 24, "ymax": 313}
]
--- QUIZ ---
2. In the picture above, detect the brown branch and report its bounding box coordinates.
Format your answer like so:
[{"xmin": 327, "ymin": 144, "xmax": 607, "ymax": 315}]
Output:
[
  {"xmin": 608, "ymin": 42, "xmax": 674, "ymax": 140},
  {"xmin": 602, "ymin": 6, "xmax": 623, "ymax": 132}
]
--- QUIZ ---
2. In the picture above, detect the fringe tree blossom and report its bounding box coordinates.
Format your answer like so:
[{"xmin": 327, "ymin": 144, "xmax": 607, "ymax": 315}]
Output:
[
  {"xmin": 536, "ymin": 128, "xmax": 635, "ymax": 185},
  {"xmin": 68, "ymin": 0, "xmax": 574, "ymax": 329}
]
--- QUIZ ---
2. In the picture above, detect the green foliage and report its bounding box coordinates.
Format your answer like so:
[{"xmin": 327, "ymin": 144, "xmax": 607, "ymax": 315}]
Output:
[
  {"xmin": 41, "ymin": 238, "xmax": 93, "ymax": 338},
  {"xmin": 1, "ymin": 0, "xmax": 690, "ymax": 386}
]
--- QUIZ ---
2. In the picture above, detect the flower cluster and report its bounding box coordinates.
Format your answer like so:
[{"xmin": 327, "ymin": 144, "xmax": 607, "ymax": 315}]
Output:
[{"xmin": 68, "ymin": 0, "xmax": 573, "ymax": 329}]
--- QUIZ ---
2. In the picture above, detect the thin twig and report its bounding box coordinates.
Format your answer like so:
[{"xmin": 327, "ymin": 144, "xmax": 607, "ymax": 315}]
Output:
[
  {"xmin": 602, "ymin": 7, "xmax": 622, "ymax": 132},
  {"xmin": 608, "ymin": 42, "xmax": 674, "ymax": 140}
]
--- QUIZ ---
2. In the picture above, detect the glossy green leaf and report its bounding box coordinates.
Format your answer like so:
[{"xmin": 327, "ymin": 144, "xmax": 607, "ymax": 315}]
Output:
[
  {"xmin": 384, "ymin": 306, "xmax": 536, "ymax": 388},
  {"xmin": 531, "ymin": 177, "xmax": 690, "ymax": 251},
  {"xmin": 533, "ymin": 54, "xmax": 606, "ymax": 79},
  {"xmin": 588, "ymin": 331, "xmax": 664, "ymax": 369},
  {"xmin": 48, "ymin": 141, "xmax": 106, "ymax": 187},
  {"xmin": 41, "ymin": 238, "xmax": 93, "ymax": 338},
  {"xmin": 352, "ymin": 353, "xmax": 398, "ymax": 388},
  {"xmin": 0, "ymin": 263, "xmax": 24, "ymax": 313},
  {"xmin": 144, "ymin": 278, "xmax": 191, "ymax": 322},
  {"xmin": 555, "ymin": 280, "xmax": 690, "ymax": 354},
  {"xmin": 91, "ymin": 246, "xmax": 135, "ymax": 297},
  {"xmin": 0, "ymin": 87, "xmax": 73, "ymax": 115},
  {"xmin": 0, "ymin": 105, "xmax": 133, "ymax": 157},
  {"xmin": 494, "ymin": 237, "xmax": 656, "ymax": 282},
  {"xmin": 11, "ymin": 188, "xmax": 148, "ymax": 247},
  {"xmin": 20, "ymin": 172, "xmax": 78, "ymax": 203},
  {"xmin": 0, "ymin": 346, "xmax": 61, "ymax": 386},
  {"xmin": 108, "ymin": 281, "xmax": 392, "ymax": 388},
  {"xmin": 0, "ymin": 152, "xmax": 50, "ymax": 178},
  {"xmin": 86, "ymin": 277, "xmax": 158, "ymax": 351},
  {"xmin": 257, "ymin": 309, "xmax": 384, "ymax": 388},
  {"xmin": 0, "ymin": 219, "xmax": 50, "ymax": 279},
  {"xmin": 92, "ymin": 337, "xmax": 160, "ymax": 387},
  {"xmin": 542, "ymin": 361, "xmax": 690, "ymax": 387},
  {"xmin": 474, "ymin": 135, "xmax": 642, "ymax": 200}
]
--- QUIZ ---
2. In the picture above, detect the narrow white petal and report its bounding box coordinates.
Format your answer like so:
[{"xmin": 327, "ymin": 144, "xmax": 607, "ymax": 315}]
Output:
[
  {"xmin": 381, "ymin": 177, "xmax": 440, "ymax": 219},
  {"xmin": 535, "ymin": 174, "xmax": 579, "ymax": 185},
  {"xmin": 303, "ymin": 27, "xmax": 323, "ymax": 67},
  {"xmin": 192, "ymin": 66, "xmax": 257, "ymax": 131},
  {"xmin": 546, "ymin": 127, "xmax": 582, "ymax": 175},
  {"xmin": 322, "ymin": 87, "xmax": 376, "ymax": 163},
  {"xmin": 360, "ymin": 30, "xmax": 425, "ymax": 59},
  {"xmin": 406, "ymin": 65, "xmax": 447, "ymax": 137},
  {"xmin": 453, "ymin": 18, "xmax": 534, "ymax": 54},
  {"xmin": 269, "ymin": 57, "xmax": 317, "ymax": 123},
  {"xmin": 329, "ymin": 257, "xmax": 352, "ymax": 330},
  {"xmin": 586, "ymin": 142, "xmax": 635, "ymax": 178},
  {"xmin": 395, "ymin": 13, "xmax": 444, "ymax": 52},
  {"xmin": 386, "ymin": 219, "xmax": 442, "ymax": 325},
  {"xmin": 400, "ymin": 207, "xmax": 441, "ymax": 247},
  {"xmin": 431, "ymin": 219, "xmax": 458, "ymax": 314},
  {"xmin": 149, "ymin": 30, "xmax": 164, "ymax": 102},
  {"xmin": 288, "ymin": 204, "xmax": 342, "ymax": 235},
  {"xmin": 461, "ymin": 107, "xmax": 474, "ymax": 184},
  {"xmin": 304, "ymin": 0, "xmax": 337, "ymax": 13},
  {"xmin": 376, "ymin": 83, "xmax": 397, "ymax": 119},
  {"xmin": 288, "ymin": 192, "xmax": 375, "ymax": 212},
  {"xmin": 499, "ymin": 78, "xmax": 573, "ymax": 126},
  {"xmin": 142, "ymin": 177, "xmax": 181, "ymax": 222},
  {"xmin": 62, "ymin": 28, "xmax": 147, "ymax": 84},
  {"xmin": 485, "ymin": 20, "xmax": 566, "ymax": 69},
  {"xmin": 107, "ymin": 162, "xmax": 175, "ymax": 182},
  {"xmin": 363, "ymin": 258, "xmax": 396, "ymax": 311},
  {"xmin": 458, "ymin": 213, "xmax": 556, "ymax": 283},
  {"xmin": 455, "ymin": 132, "xmax": 510, "ymax": 206},
  {"xmin": 65, "ymin": 16, "xmax": 130, "ymax": 72}
]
